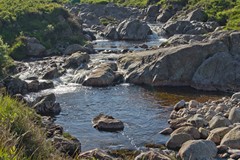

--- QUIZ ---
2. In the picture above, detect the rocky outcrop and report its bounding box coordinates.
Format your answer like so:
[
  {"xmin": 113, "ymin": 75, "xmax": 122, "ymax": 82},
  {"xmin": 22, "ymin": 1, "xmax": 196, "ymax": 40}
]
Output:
[
  {"xmin": 118, "ymin": 31, "xmax": 240, "ymax": 92},
  {"xmin": 92, "ymin": 114, "xmax": 124, "ymax": 132},
  {"xmin": 178, "ymin": 140, "xmax": 217, "ymax": 160}
]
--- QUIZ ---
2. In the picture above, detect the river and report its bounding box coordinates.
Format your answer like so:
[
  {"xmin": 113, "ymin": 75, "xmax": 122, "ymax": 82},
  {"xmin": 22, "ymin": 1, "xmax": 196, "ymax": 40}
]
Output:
[{"xmin": 30, "ymin": 25, "xmax": 228, "ymax": 152}]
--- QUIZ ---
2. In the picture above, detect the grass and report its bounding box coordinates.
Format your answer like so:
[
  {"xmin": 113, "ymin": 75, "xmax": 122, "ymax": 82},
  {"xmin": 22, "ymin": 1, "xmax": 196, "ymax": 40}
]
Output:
[
  {"xmin": 81, "ymin": 0, "xmax": 149, "ymax": 7},
  {"xmin": 0, "ymin": 96, "xmax": 65, "ymax": 159},
  {"xmin": 0, "ymin": 0, "xmax": 85, "ymax": 60}
]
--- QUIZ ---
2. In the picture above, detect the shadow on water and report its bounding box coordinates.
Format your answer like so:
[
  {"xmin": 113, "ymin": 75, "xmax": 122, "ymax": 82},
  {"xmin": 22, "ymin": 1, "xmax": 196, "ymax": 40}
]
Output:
[{"xmin": 142, "ymin": 85, "xmax": 232, "ymax": 106}]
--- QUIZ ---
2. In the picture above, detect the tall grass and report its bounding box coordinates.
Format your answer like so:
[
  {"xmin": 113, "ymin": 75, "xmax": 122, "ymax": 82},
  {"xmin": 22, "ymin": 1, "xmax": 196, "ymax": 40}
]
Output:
[{"xmin": 0, "ymin": 96, "xmax": 64, "ymax": 159}]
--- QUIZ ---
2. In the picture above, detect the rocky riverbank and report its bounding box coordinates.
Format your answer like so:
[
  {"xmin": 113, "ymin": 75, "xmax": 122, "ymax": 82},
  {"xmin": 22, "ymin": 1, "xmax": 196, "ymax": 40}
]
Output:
[{"xmin": 1, "ymin": 1, "xmax": 240, "ymax": 159}]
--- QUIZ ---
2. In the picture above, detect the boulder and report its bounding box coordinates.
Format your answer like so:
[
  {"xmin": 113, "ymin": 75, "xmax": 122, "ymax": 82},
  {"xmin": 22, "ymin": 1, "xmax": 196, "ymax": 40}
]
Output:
[
  {"xmin": 82, "ymin": 63, "xmax": 119, "ymax": 87},
  {"xmin": 4, "ymin": 76, "xmax": 28, "ymax": 95},
  {"xmin": 221, "ymin": 125, "xmax": 240, "ymax": 149},
  {"xmin": 187, "ymin": 114, "xmax": 208, "ymax": 128},
  {"xmin": 209, "ymin": 115, "xmax": 231, "ymax": 129},
  {"xmin": 186, "ymin": 8, "xmax": 208, "ymax": 22},
  {"xmin": 198, "ymin": 127, "xmax": 209, "ymax": 139},
  {"xmin": 42, "ymin": 67, "xmax": 65, "ymax": 80},
  {"xmin": 166, "ymin": 133, "xmax": 193, "ymax": 150},
  {"xmin": 64, "ymin": 52, "xmax": 90, "ymax": 69},
  {"xmin": 118, "ymin": 31, "xmax": 240, "ymax": 92},
  {"xmin": 159, "ymin": 128, "xmax": 173, "ymax": 135},
  {"xmin": 228, "ymin": 107, "xmax": 240, "ymax": 124},
  {"xmin": 53, "ymin": 136, "xmax": 81, "ymax": 157},
  {"xmin": 171, "ymin": 126, "xmax": 200, "ymax": 139},
  {"xmin": 117, "ymin": 20, "xmax": 151, "ymax": 40},
  {"xmin": 174, "ymin": 100, "xmax": 186, "ymax": 111},
  {"xmin": 169, "ymin": 117, "xmax": 191, "ymax": 129},
  {"xmin": 179, "ymin": 140, "xmax": 217, "ymax": 160},
  {"xmin": 207, "ymin": 127, "xmax": 232, "ymax": 144},
  {"xmin": 188, "ymin": 100, "xmax": 200, "ymax": 108},
  {"xmin": 78, "ymin": 148, "xmax": 116, "ymax": 160},
  {"xmin": 25, "ymin": 37, "xmax": 46, "ymax": 56},
  {"xmin": 33, "ymin": 93, "xmax": 61, "ymax": 116},
  {"xmin": 134, "ymin": 151, "xmax": 171, "ymax": 160},
  {"xmin": 92, "ymin": 114, "xmax": 124, "ymax": 132},
  {"xmin": 104, "ymin": 26, "xmax": 119, "ymax": 40},
  {"xmin": 63, "ymin": 44, "xmax": 88, "ymax": 55},
  {"xmin": 27, "ymin": 80, "xmax": 54, "ymax": 92}
]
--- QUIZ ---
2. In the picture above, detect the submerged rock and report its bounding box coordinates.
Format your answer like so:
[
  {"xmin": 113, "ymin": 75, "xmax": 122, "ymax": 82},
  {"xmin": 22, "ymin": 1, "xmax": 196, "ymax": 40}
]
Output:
[{"xmin": 92, "ymin": 114, "xmax": 124, "ymax": 132}]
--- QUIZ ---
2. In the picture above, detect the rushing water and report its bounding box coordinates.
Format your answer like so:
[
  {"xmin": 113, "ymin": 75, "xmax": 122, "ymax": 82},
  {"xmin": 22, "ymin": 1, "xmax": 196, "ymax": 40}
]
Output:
[{"xmin": 93, "ymin": 23, "xmax": 167, "ymax": 52}]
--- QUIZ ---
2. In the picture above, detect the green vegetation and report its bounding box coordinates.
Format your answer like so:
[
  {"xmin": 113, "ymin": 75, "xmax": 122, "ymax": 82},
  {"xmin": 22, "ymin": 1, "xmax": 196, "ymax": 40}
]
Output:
[
  {"xmin": 0, "ymin": 96, "xmax": 64, "ymax": 159},
  {"xmin": 100, "ymin": 17, "xmax": 118, "ymax": 26},
  {"xmin": 81, "ymin": 0, "xmax": 240, "ymax": 30},
  {"xmin": 0, "ymin": 0, "xmax": 85, "ymax": 60},
  {"xmin": 81, "ymin": 0, "xmax": 149, "ymax": 7},
  {"xmin": 0, "ymin": 38, "xmax": 13, "ymax": 78}
]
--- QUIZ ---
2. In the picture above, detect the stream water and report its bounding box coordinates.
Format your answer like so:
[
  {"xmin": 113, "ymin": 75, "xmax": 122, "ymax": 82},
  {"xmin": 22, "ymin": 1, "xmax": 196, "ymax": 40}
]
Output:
[{"xmin": 35, "ymin": 25, "xmax": 228, "ymax": 152}]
